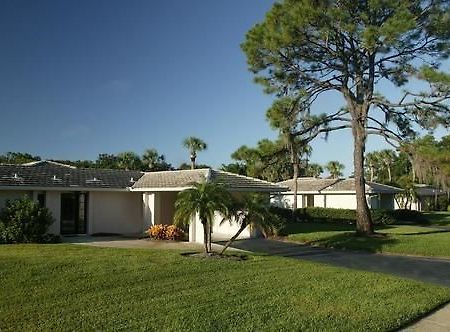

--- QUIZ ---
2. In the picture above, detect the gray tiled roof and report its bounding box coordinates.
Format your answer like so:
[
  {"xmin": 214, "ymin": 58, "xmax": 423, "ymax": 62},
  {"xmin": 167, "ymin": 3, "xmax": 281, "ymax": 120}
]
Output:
[
  {"xmin": 132, "ymin": 169, "xmax": 287, "ymax": 192},
  {"xmin": 278, "ymin": 177, "xmax": 403, "ymax": 194},
  {"xmin": 323, "ymin": 179, "xmax": 403, "ymax": 194},
  {"xmin": 414, "ymin": 184, "xmax": 447, "ymax": 197},
  {"xmin": 0, "ymin": 162, "xmax": 143, "ymax": 189},
  {"xmin": 278, "ymin": 177, "xmax": 340, "ymax": 192}
]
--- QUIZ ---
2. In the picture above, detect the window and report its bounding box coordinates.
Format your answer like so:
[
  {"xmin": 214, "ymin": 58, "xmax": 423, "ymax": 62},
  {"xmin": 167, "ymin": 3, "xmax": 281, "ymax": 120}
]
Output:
[
  {"xmin": 303, "ymin": 194, "xmax": 314, "ymax": 207},
  {"xmin": 37, "ymin": 192, "xmax": 46, "ymax": 207}
]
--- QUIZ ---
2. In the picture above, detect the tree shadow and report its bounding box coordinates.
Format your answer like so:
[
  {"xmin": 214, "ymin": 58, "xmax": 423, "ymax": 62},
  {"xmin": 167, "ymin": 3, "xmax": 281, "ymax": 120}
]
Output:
[{"xmin": 305, "ymin": 232, "xmax": 399, "ymax": 254}]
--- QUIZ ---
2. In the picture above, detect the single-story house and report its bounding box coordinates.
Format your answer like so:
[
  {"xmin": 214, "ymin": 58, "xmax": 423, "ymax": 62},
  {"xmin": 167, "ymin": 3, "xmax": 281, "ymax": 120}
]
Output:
[
  {"xmin": 0, "ymin": 161, "xmax": 286, "ymax": 243},
  {"xmin": 410, "ymin": 184, "xmax": 448, "ymax": 211},
  {"xmin": 272, "ymin": 177, "xmax": 403, "ymax": 210}
]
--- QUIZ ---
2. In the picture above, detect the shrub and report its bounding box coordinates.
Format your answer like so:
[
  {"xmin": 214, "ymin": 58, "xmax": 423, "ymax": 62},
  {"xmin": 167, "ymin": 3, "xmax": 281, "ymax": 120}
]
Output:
[
  {"xmin": 145, "ymin": 224, "xmax": 184, "ymax": 241},
  {"xmin": 386, "ymin": 209, "xmax": 429, "ymax": 224},
  {"xmin": 0, "ymin": 198, "xmax": 55, "ymax": 244}
]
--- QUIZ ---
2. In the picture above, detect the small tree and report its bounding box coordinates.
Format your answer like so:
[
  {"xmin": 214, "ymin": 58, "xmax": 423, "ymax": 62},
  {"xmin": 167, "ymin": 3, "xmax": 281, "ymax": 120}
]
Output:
[
  {"xmin": 0, "ymin": 198, "xmax": 54, "ymax": 243},
  {"xmin": 174, "ymin": 182, "xmax": 231, "ymax": 254},
  {"xmin": 220, "ymin": 194, "xmax": 277, "ymax": 255},
  {"xmin": 182, "ymin": 137, "xmax": 207, "ymax": 170}
]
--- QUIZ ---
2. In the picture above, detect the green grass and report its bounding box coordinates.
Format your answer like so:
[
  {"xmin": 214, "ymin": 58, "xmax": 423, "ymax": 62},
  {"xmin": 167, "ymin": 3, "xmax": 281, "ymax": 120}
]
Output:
[
  {"xmin": 1, "ymin": 245, "xmax": 449, "ymax": 331},
  {"xmin": 284, "ymin": 223, "xmax": 450, "ymax": 257},
  {"xmin": 424, "ymin": 211, "xmax": 450, "ymax": 226}
]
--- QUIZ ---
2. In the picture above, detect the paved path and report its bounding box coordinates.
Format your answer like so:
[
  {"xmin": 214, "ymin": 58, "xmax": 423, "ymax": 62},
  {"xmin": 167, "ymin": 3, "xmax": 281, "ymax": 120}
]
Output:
[
  {"xmin": 228, "ymin": 238, "xmax": 450, "ymax": 287},
  {"xmin": 402, "ymin": 303, "xmax": 450, "ymax": 331}
]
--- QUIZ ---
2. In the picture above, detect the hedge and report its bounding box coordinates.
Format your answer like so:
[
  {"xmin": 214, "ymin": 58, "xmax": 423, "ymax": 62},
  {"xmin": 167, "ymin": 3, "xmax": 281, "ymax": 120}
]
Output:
[{"xmin": 270, "ymin": 206, "xmax": 428, "ymax": 229}]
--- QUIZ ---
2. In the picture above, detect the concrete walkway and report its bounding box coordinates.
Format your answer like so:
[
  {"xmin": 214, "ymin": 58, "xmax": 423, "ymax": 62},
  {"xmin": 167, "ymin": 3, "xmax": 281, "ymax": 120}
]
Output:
[
  {"xmin": 228, "ymin": 238, "xmax": 450, "ymax": 287},
  {"xmin": 402, "ymin": 303, "xmax": 450, "ymax": 331}
]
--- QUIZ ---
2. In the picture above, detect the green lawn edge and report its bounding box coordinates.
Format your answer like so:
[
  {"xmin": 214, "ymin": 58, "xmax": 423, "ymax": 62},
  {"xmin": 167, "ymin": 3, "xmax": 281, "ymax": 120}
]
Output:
[{"xmin": 1, "ymin": 244, "xmax": 449, "ymax": 331}]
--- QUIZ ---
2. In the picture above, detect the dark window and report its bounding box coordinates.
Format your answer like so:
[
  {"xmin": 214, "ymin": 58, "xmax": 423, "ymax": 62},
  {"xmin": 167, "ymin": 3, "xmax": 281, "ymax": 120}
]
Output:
[{"xmin": 37, "ymin": 192, "xmax": 46, "ymax": 207}]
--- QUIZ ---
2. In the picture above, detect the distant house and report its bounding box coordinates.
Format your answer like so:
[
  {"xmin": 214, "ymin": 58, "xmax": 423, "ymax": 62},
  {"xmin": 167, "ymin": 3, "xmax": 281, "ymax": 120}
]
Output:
[
  {"xmin": 272, "ymin": 177, "xmax": 403, "ymax": 210},
  {"xmin": 0, "ymin": 161, "xmax": 286, "ymax": 242},
  {"xmin": 410, "ymin": 184, "xmax": 448, "ymax": 211}
]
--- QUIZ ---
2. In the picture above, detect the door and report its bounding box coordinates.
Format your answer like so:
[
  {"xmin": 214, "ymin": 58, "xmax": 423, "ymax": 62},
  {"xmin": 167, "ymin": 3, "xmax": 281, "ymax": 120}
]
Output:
[{"xmin": 60, "ymin": 193, "xmax": 88, "ymax": 235}]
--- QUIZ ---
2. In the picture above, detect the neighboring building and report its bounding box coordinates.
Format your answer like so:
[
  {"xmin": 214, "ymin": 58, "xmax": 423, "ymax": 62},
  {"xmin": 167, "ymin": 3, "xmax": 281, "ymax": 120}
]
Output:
[
  {"xmin": 0, "ymin": 161, "xmax": 286, "ymax": 242},
  {"xmin": 272, "ymin": 177, "xmax": 403, "ymax": 210},
  {"xmin": 409, "ymin": 184, "xmax": 448, "ymax": 211}
]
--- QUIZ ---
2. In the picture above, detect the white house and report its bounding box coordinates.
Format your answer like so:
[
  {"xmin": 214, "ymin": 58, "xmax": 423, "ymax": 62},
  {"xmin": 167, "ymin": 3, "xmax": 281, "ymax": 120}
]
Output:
[
  {"xmin": 272, "ymin": 177, "xmax": 403, "ymax": 210},
  {"xmin": 0, "ymin": 161, "xmax": 287, "ymax": 243}
]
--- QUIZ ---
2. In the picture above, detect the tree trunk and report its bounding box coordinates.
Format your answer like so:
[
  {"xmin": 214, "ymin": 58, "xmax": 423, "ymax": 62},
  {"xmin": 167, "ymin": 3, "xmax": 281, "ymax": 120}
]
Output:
[
  {"xmin": 202, "ymin": 220, "xmax": 209, "ymax": 253},
  {"xmin": 207, "ymin": 221, "xmax": 212, "ymax": 253},
  {"xmin": 219, "ymin": 223, "xmax": 247, "ymax": 255},
  {"xmin": 352, "ymin": 121, "xmax": 374, "ymax": 235},
  {"xmin": 293, "ymin": 162, "xmax": 299, "ymax": 211},
  {"xmin": 370, "ymin": 166, "xmax": 374, "ymax": 182},
  {"xmin": 387, "ymin": 166, "xmax": 392, "ymax": 183},
  {"xmin": 190, "ymin": 155, "xmax": 196, "ymax": 170}
]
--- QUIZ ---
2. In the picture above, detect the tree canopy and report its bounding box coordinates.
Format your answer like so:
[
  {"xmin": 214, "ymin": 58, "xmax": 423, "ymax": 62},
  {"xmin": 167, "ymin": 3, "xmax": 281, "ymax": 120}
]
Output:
[{"xmin": 242, "ymin": 0, "xmax": 450, "ymax": 234}]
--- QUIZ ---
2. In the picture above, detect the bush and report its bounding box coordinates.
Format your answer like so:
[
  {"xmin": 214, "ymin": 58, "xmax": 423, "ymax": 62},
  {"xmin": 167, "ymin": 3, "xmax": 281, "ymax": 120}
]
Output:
[
  {"xmin": 386, "ymin": 209, "xmax": 428, "ymax": 224},
  {"xmin": 270, "ymin": 206, "xmax": 396, "ymax": 228},
  {"xmin": 145, "ymin": 224, "xmax": 184, "ymax": 241},
  {"xmin": 0, "ymin": 198, "xmax": 55, "ymax": 244}
]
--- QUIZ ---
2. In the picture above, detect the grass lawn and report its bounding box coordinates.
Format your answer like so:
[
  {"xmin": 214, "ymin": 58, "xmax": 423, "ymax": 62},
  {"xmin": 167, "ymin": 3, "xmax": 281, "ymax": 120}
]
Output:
[
  {"xmin": 283, "ymin": 223, "xmax": 450, "ymax": 258},
  {"xmin": 424, "ymin": 211, "xmax": 450, "ymax": 226},
  {"xmin": 1, "ymin": 245, "xmax": 450, "ymax": 331}
]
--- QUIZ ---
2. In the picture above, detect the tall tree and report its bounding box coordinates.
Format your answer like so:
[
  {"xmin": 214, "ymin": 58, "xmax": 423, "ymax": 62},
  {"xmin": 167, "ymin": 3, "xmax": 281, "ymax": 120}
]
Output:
[
  {"xmin": 174, "ymin": 182, "xmax": 231, "ymax": 254},
  {"xmin": 242, "ymin": 0, "xmax": 450, "ymax": 235},
  {"xmin": 325, "ymin": 161, "xmax": 345, "ymax": 179},
  {"xmin": 380, "ymin": 149, "xmax": 396, "ymax": 183},
  {"xmin": 266, "ymin": 97, "xmax": 311, "ymax": 209},
  {"xmin": 365, "ymin": 152, "xmax": 380, "ymax": 182},
  {"xmin": 231, "ymin": 139, "xmax": 295, "ymax": 182},
  {"xmin": 183, "ymin": 137, "xmax": 207, "ymax": 170}
]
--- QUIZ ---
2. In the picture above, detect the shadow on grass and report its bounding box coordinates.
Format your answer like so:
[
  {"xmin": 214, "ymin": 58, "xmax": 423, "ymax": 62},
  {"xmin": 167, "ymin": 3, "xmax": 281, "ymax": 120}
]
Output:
[{"xmin": 305, "ymin": 232, "xmax": 399, "ymax": 253}]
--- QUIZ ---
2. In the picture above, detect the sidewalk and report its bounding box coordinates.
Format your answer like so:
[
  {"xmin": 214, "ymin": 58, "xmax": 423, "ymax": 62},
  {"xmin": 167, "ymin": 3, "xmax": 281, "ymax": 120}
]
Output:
[{"xmin": 402, "ymin": 303, "xmax": 450, "ymax": 331}]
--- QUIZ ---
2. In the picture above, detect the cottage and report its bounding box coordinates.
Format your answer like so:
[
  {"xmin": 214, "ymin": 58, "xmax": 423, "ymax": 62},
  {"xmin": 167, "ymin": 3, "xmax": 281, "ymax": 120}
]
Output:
[
  {"xmin": 272, "ymin": 177, "xmax": 403, "ymax": 210},
  {"xmin": 0, "ymin": 161, "xmax": 286, "ymax": 242}
]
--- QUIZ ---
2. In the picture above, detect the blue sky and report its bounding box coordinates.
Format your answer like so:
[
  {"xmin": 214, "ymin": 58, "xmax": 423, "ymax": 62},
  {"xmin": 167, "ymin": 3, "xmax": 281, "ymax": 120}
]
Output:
[{"xmin": 0, "ymin": 1, "xmax": 447, "ymax": 175}]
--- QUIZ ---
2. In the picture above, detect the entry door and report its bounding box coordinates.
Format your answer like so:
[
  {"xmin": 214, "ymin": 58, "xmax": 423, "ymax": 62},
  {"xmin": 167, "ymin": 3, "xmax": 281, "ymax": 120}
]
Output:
[{"xmin": 60, "ymin": 193, "xmax": 87, "ymax": 235}]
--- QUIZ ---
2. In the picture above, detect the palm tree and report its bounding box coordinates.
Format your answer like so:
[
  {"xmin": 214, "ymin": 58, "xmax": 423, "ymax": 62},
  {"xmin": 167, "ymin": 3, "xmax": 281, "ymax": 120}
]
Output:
[
  {"xmin": 325, "ymin": 161, "xmax": 345, "ymax": 179},
  {"xmin": 117, "ymin": 151, "xmax": 141, "ymax": 170},
  {"xmin": 183, "ymin": 137, "xmax": 207, "ymax": 170},
  {"xmin": 305, "ymin": 163, "xmax": 323, "ymax": 178},
  {"xmin": 142, "ymin": 148, "xmax": 159, "ymax": 171},
  {"xmin": 380, "ymin": 149, "xmax": 396, "ymax": 183},
  {"xmin": 266, "ymin": 97, "xmax": 311, "ymax": 210},
  {"xmin": 142, "ymin": 148, "xmax": 171, "ymax": 171},
  {"xmin": 219, "ymin": 194, "xmax": 278, "ymax": 255},
  {"xmin": 174, "ymin": 182, "xmax": 231, "ymax": 254},
  {"xmin": 365, "ymin": 152, "xmax": 379, "ymax": 182}
]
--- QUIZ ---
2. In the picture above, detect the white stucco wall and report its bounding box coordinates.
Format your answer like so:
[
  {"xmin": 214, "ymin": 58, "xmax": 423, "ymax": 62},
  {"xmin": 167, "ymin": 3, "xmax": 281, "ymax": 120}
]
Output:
[
  {"xmin": 324, "ymin": 194, "xmax": 358, "ymax": 209},
  {"xmin": 88, "ymin": 191, "xmax": 143, "ymax": 235},
  {"xmin": 273, "ymin": 192, "xmax": 396, "ymax": 210}
]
